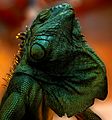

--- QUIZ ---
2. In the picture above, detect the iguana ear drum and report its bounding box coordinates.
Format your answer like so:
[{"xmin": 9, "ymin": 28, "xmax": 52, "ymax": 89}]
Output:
[{"xmin": 30, "ymin": 43, "xmax": 45, "ymax": 60}]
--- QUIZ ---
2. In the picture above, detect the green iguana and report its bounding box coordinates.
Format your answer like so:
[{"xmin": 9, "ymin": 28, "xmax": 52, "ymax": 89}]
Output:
[{"xmin": 0, "ymin": 3, "xmax": 107, "ymax": 120}]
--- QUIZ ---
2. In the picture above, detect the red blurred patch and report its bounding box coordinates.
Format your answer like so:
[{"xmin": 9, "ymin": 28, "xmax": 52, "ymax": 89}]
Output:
[{"xmin": 0, "ymin": 0, "xmax": 28, "ymax": 28}]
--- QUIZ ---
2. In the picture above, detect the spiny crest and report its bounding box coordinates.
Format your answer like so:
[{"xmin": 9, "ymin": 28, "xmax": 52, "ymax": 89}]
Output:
[
  {"xmin": 2, "ymin": 26, "xmax": 29, "ymax": 84},
  {"xmin": 2, "ymin": 73, "xmax": 12, "ymax": 87},
  {"xmin": 13, "ymin": 25, "xmax": 29, "ymax": 68}
]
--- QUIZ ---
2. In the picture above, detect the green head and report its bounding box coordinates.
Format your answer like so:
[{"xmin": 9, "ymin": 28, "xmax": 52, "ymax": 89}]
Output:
[
  {"xmin": 30, "ymin": 3, "xmax": 74, "ymax": 36},
  {"xmin": 26, "ymin": 3, "xmax": 83, "ymax": 62}
]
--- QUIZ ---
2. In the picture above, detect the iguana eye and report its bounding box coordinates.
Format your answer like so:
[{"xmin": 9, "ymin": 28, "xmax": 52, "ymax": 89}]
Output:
[{"xmin": 38, "ymin": 9, "xmax": 51, "ymax": 23}]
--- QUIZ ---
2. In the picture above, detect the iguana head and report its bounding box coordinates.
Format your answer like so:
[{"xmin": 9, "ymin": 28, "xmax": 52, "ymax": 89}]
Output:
[
  {"xmin": 30, "ymin": 3, "xmax": 74, "ymax": 36},
  {"xmin": 26, "ymin": 3, "xmax": 82, "ymax": 62}
]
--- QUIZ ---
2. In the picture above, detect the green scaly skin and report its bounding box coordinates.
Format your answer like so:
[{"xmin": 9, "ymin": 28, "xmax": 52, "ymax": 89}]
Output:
[{"xmin": 0, "ymin": 3, "xmax": 107, "ymax": 120}]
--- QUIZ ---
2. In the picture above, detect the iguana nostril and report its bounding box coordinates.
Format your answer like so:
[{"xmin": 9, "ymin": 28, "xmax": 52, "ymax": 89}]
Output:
[
  {"xmin": 52, "ymin": 3, "xmax": 73, "ymax": 10},
  {"xmin": 31, "ymin": 43, "xmax": 45, "ymax": 60}
]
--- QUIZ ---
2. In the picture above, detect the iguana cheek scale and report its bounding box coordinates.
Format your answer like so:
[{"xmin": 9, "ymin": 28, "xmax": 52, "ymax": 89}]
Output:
[{"xmin": 0, "ymin": 3, "xmax": 107, "ymax": 120}]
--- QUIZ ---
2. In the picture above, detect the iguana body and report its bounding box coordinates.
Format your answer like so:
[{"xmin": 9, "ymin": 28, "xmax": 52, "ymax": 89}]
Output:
[{"xmin": 0, "ymin": 3, "xmax": 107, "ymax": 120}]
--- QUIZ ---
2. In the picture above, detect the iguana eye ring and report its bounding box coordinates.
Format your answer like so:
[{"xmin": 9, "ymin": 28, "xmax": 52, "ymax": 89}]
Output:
[
  {"xmin": 38, "ymin": 15, "xmax": 48, "ymax": 23},
  {"xmin": 38, "ymin": 9, "xmax": 51, "ymax": 23}
]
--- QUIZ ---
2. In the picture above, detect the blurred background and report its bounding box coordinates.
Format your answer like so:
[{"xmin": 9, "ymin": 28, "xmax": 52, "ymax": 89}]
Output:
[{"xmin": 0, "ymin": 0, "xmax": 112, "ymax": 120}]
